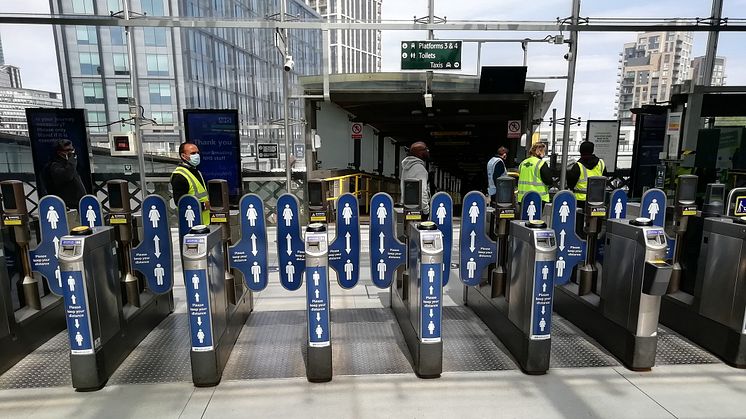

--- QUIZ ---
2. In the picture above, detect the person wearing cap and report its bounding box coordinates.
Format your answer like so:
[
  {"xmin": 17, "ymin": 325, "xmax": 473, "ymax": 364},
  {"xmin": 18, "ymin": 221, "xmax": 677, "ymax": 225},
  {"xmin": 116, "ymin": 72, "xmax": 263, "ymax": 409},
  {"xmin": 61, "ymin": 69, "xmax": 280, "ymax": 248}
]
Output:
[
  {"xmin": 567, "ymin": 141, "xmax": 607, "ymax": 206},
  {"xmin": 43, "ymin": 139, "xmax": 87, "ymax": 209},
  {"xmin": 517, "ymin": 142, "xmax": 552, "ymax": 204},
  {"xmin": 171, "ymin": 142, "xmax": 210, "ymax": 224},
  {"xmin": 486, "ymin": 146, "xmax": 509, "ymax": 203},
  {"xmin": 399, "ymin": 141, "xmax": 431, "ymax": 217}
]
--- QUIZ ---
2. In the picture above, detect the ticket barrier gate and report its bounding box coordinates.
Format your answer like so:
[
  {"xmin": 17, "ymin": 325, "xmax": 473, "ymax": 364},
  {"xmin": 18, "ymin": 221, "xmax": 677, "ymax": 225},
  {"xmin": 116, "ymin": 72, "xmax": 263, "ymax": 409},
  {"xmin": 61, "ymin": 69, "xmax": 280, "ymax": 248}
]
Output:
[
  {"xmin": 552, "ymin": 178, "xmax": 673, "ymax": 370},
  {"xmin": 660, "ymin": 180, "xmax": 746, "ymax": 367},
  {"xmin": 0, "ymin": 180, "xmax": 65, "ymax": 375},
  {"xmin": 464, "ymin": 179, "xmax": 557, "ymax": 374}
]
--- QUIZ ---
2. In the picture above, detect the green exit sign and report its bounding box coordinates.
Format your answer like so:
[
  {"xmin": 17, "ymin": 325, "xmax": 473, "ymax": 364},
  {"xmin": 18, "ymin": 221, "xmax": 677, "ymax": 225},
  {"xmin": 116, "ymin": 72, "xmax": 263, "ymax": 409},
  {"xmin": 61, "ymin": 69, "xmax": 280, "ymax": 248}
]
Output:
[{"xmin": 401, "ymin": 41, "xmax": 462, "ymax": 70}]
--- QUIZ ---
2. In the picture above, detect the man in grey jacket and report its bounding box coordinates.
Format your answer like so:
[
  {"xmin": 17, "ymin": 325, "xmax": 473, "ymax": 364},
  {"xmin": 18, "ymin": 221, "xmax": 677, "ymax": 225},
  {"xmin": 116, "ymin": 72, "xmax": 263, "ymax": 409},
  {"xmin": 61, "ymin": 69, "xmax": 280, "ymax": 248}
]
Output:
[{"xmin": 400, "ymin": 141, "xmax": 430, "ymax": 216}]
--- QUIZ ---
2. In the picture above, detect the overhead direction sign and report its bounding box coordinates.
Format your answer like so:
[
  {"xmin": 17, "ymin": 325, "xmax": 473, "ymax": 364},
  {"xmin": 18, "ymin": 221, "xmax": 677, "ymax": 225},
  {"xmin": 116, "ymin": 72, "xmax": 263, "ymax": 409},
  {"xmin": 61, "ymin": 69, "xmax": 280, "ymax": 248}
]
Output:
[
  {"xmin": 258, "ymin": 143, "xmax": 279, "ymax": 159},
  {"xmin": 401, "ymin": 40, "xmax": 462, "ymax": 70}
]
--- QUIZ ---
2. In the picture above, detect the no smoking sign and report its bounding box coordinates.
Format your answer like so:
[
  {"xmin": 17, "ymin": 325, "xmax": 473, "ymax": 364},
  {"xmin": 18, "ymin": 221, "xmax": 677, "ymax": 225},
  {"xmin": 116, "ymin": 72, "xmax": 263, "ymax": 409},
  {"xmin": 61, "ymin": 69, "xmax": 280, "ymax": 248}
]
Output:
[
  {"xmin": 507, "ymin": 120, "xmax": 521, "ymax": 139},
  {"xmin": 351, "ymin": 122, "xmax": 363, "ymax": 140}
]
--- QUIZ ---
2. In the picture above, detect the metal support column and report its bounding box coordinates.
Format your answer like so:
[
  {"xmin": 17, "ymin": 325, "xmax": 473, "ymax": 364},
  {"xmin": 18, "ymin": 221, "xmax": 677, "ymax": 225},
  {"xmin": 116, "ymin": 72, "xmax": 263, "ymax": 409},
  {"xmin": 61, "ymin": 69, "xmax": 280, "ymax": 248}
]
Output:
[
  {"xmin": 559, "ymin": 0, "xmax": 580, "ymax": 190},
  {"xmin": 701, "ymin": 0, "xmax": 723, "ymax": 87},
  {"xmin": 123, "ymin": 0, "xmax": 147, "ymax": 200},
  {"xmin": 281, "ymin": 0, "xmax": 292, "ymax": 192}
]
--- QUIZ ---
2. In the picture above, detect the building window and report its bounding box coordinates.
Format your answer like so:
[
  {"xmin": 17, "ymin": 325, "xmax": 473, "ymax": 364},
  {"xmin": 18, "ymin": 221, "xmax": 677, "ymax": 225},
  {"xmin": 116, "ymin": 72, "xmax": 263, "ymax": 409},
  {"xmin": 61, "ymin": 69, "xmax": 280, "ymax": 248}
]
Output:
[
  {"xmin": 86, "ymin": 111, "xmax": 107, "ymax": 133},
  {"xmin": 148, "ymin": 83, "xmax": 172, "ymax": 104},
  {"xmin": 107, "ymin": 0, "xmax": 122, "ymax": 13},
  {"xmin": 82, "ymin": 82, "xmax": 104, "ymax": 104},
  {"xmin": 73, "ymin": 0, "xmax": 94, "ymax": 14},
  {"xmin": 141, "ymin": 0, "xmax": 165, "ymax": 15},
  {"xmin": 144, "ymin": 28, "xmax": 167, "ymax": 46},
  {"xmin": 79, "ymin": 52, "xmax": 100, "ymax": 75},
  {"xmin": 110, "ymin": 27, "xmax": 126, "ymax": 45},
  {"xmin": 150, "ymin": 111, "xmax": 174, "ymax": 124},
  {"xmin": 116, "ymin": 82, "xmax": 131, "ymax": 104},
  {"xmin": 146, "ymin": 54, "xmax": 169, "ymax": 76},
  {"xmin": 76, "ymin": 26, "xmax": 97, "ymax": 45},
  {"xmin": 113, "ymin": 53, "xmax": 130, "ymax": 75}
]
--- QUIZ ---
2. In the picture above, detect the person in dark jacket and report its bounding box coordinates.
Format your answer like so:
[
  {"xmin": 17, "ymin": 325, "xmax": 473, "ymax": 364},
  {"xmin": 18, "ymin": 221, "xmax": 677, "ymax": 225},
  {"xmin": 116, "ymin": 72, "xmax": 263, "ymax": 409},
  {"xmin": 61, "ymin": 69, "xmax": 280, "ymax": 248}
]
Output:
[
  {"xmin": 567, "ymin": 141, "xmax": 608, "ymax": 207},
  {"xmin": 43, "ymin": 139, "xmax": 87, "ymax": 209}
]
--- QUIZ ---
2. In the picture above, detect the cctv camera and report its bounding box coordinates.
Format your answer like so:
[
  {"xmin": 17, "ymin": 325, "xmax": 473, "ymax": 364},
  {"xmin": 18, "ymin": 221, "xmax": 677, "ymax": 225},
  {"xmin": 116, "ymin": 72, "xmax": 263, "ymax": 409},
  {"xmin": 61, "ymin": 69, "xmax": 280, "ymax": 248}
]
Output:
[
  {"xmin": 284, "ymin": 55, "xmax": 295, "ymax": 72},
  {"xmin": 564, "ymin": 52, "xmax": 573, "ymax": 61}
]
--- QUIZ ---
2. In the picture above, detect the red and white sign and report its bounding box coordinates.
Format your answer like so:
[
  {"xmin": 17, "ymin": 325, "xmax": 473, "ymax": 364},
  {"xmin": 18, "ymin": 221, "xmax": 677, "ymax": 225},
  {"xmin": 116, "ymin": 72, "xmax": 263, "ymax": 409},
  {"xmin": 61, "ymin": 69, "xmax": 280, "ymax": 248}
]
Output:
[
  {"xmin": 507, "ymin": 120, "xmax": 521, "ymax": 139},
  {"xmin": 351, "ymin": 122, "xmax": 363, "ymax": 140}
]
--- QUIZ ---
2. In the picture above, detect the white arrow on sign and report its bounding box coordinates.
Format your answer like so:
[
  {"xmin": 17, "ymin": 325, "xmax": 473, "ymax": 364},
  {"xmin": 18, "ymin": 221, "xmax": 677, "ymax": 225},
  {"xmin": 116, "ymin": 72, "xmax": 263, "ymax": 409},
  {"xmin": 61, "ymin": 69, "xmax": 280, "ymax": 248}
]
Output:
[
  {"xmin": 345, "ymin": 232, "xmax": 352, "ymax": 254},
  {"xmin": 154, "ymin": 235, "xmax": 161, "ymax": 258},
  {"xmin": 429, "ymin": 285, "xmax": 434, "ymax": 295},
  {"xmin": 469, "ymin": 231, "xmax": 476, "ymax": 252},
  {"xmin": 316, "ymin": 312, "xmax": 321, "ymax": 322},
  {"xmin": 379, "ymin": 232, "xmax": 385, "ymax": 254},
  {"xmin": 53, "ymin": 236, "xmax": 60, "ymax": 257},
  {"xmin": 429, "ymin": 308, "xmax": 434, "ymax": 318},
  {"xmin": 197, "ymin": 316, "xmax": 202, "ymax": 326},
  {"xmin": 71, "ymin": 295, "xmax": 77, "ymax": 305},
  {"xmin": 559, "ymin": 230, "xmax": 566, "ymax": 251},
  {"xmin": 74, "ymin": 319, "xmax": 80, "ymax": 329},
  {"xmin": 315, "ymin": 289, "xmax": 320, "ymax": 299},
  {"xmin": 250, "ymin": 234, "xmax": 258, "ymax": 256},
  {"xmin": 541, "ymin": 306, "xmax": 546, "ymax": 315},
  {"xmin": 194, "ymin": 292, "xmax": 200, "ymax": 303},
  {"xmin": 286, "ymin": 233, "xmax": 292, "ymax": 256}
]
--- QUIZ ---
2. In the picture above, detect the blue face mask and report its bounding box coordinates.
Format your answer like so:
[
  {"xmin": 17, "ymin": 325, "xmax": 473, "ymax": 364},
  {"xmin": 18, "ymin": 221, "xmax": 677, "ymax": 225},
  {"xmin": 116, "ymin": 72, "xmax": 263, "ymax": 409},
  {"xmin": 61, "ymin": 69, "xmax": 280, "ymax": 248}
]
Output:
[{"xmin": 189, "ymin": 153, "xmax": 201, "ymax": 167}]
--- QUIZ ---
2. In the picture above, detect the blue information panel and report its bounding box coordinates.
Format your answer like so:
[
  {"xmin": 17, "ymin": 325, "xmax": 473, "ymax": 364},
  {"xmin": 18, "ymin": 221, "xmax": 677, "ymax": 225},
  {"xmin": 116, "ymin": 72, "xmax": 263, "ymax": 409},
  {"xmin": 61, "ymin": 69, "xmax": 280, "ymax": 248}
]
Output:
[
  {"xmin": 131, "ymin": 196, "xmax": 173, "ymax": 294},
  {"xmin": 369, "ymin": 193, "xmax": 405, "ymax": 288},
  {"xmin": 184, "ymin": 268, "xmax": 214, "ymax": 352},
  {"xmin": 329, "ymin": 194, "xmax": 360, "ymax": 289},
  {"xmin": 419, "ymin": 262, "xmax": 442, "ymax": 343},
  {"xmin": 183, "ymin": 110, "xmax": 241, "ymax": 201},
  {"xmin": 178, "ymin": 195, "xmax": 202, "ymax": 242},
  {"xmin": 229, "ymin": 194, "xmax": 268, "ymax": 291},
  {"xmin": 78, "ymin": 195, "xmax": 103, "ymax": 228},
  {"xmin": 61, "ymin": 268, "xmax": 94, "ymax": 355},
  {"xmin": 277, "ymin": 194, "xmax": 305, "ymax": 290},
  {"xmin": 459, "ymin": 191, "xmax": 496, "ymax": 287},
  {"xmin": 306, "ymin": 265, "xmax": 330, "ymax": 347},
  {"xmin": 551, "ymin": 191, "xmax": 586, "ymax": 286},
  {"xmin": 521, "ymin": 191, "xmax": 543, "ymax": 222},
  {"xmin": 530, "ymin": 259, "xmax": 554, "ymax": 340},
  {"xmin": 610, "ymin": 189, "xmax": 628, "ymax": 220},
  {"xmin": 641, "ymin": 188, "xmax": 674, "ymax": 258},
  {"xmin": 30, "ymin": 195, "xmax": 69, "ymax": 296},
  {"xmin": 430, "ymin": 192, "xmax": 453, "ymax": 286}
]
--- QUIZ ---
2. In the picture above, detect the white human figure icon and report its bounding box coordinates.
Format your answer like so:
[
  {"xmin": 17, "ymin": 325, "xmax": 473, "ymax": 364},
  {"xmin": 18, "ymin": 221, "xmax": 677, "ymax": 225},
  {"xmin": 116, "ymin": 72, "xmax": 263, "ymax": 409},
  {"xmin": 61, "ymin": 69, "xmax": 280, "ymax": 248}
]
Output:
[
  {"xmin": 342, "ymin": 203, "xmax": 353, "ymax": 225},
  {"xmin": 648, "ymin": 198, "xmax": 660, "ymax": 220},
  {"xmin": 614, "ymin": 198, "xmax": 623, "ymax": 219},
  {"xmin": 75, "ymin": 332, "xmax": 84, "ymax": 347},
  {"xmin": 148, "ymin": 205, "xmax": 161, "ymax": 228},
  {"xmin": 246, "ymin": 204, "xmax": 258, "ymax": 227},
  {"xmin": 46, "ymin": 206, "xmax": 60, "ymax": 230},
  {"xmin": 559, "ymin": 201, "xmax": 571, "ymax": 223},
  {"xmin": 527, "ymin": 201, "xmax": 537, "ymax": 221},
  {"xmin": 541, "ymin": 265, "xmax": 549, "ymax": 280},
  {"xmin": 428, "ymin": 267, "xmax": 435, "ymax": 283},
  {"xmin": 377, "ymin": 203, "xmax": 387, "ymax": 225},
  {"xmin": 466, "ymin": 257, "xmax": 477, "ymax": 279},
  {"xmin": 436, "ymin": 203, "xmax": 447, "ymax": 225},
  {"xmin": 469, "ymin": 202, "xmax": 480, "ymax": 223},
  {"xmin": 282, "ymin": 204, "xmax": 293, "ymax": 227},
  {"xmin": 377, "ymin": 259, "xmax": 386, "ymax": 281},
  {"xmin": 539, "ymin": 317, "xmax": 546, "ymax": 332},
  {"xmin": 251, "ymin": 261, "xmax": 261, "ymax": 283},
  {"xmin": 344, "ymin": 259, "xmax": 354, "ymax": 280},
  {"xmin": 197, "ymin": 329, "xmax": 205, "ymax": 344},
  {"xmin": 192, "ymin": 274, "xmax": 200, "ymax": 290},
  {"xmin": 428, "ymin": 321, "xmax": 435, "ymax": 335},
  {"xmin": 55, "ymin": 265, "xmax": 62, "ymax": 288},
  {"xmin": 312, "ymin": 270, "xmax": 320, "ymax": 287},
  {"xmin": 185, "ymin": 205, "xmax": 196, "ymax": 228},
  {"xmin": 315, "ymin": 324, "xmax": 323, "ymax": 339},
  {"xmin": 556, "ymin": 257, "xmax": 566, "ymax": 277},
  {"xmin": 286, "ymin": 261, "xmax": 296, "ymax": 282},
  {"xmin": 85, "ymin": 205, "xmax": 97, "ymax": 227},
  {"xmin": 67, "ymin": 275, "xmax": 75, "ymax": 292},
  {"xmin": 154, "ymin": 263, "xmax": 165, "ymax": 286}
]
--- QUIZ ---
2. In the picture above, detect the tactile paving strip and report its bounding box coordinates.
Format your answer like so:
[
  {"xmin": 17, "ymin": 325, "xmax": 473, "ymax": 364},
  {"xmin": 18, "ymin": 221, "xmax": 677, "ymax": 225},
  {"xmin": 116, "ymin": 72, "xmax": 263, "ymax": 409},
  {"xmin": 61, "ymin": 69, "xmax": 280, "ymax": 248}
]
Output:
[
  {"xmin": 442, "ymin": 306, "xmax": 517, "ymax": 371},
  {"xmin": 655, "ymin": 325, "xmax": 721, "ymax": 365},
  {"xmin": 550, "ymin": 315, "xmax": 620, "ymax": 368}
]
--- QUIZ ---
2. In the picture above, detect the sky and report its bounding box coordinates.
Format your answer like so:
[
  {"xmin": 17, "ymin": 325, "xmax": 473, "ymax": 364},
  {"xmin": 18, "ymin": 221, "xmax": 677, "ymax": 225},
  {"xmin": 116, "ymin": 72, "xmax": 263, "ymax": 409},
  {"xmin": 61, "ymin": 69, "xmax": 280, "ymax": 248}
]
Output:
[{"xmin": 1, "ymin": 0, "xmax": 745, "ymax": 123}]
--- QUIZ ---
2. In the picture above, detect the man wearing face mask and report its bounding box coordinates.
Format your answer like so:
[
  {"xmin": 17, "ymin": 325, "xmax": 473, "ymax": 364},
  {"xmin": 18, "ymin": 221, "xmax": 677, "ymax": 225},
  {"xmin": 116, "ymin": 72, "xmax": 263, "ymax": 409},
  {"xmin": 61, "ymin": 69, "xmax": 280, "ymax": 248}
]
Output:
[
  {"xmin": 171, "ymin": 142, "xmax": 210, "ymax": 224},
  {"xmin": 43, "ymin": 139, "xmax": 87, "ymax": 209}
]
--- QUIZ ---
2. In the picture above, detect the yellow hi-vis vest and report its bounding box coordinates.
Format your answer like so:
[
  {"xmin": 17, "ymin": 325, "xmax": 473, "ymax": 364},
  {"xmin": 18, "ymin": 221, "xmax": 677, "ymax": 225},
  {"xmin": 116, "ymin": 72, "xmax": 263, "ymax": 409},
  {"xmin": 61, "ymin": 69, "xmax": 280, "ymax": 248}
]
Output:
[
  {"xmin": 171, "ymin": 166, "xmax": 209, "ymax": 224},
  {"xmin": 574, "ymin": 159, "xmax": 606, "ymax": 202},
  {"xmin": 517, "ymin": 156, "xmax": 549, "ymax": 203}
]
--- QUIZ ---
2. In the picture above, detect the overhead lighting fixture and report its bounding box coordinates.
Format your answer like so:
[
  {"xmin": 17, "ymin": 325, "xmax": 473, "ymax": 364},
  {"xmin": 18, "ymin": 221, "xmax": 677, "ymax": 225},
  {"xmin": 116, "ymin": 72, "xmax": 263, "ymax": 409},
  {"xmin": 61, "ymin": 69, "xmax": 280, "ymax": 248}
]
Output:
[
  {"xmin": 458, "ymin": 108, "xmax": 470, "ymax": 114},
  {"xmin": 411, "ymin": 110, "xmax": 422, "ymax": 115}
]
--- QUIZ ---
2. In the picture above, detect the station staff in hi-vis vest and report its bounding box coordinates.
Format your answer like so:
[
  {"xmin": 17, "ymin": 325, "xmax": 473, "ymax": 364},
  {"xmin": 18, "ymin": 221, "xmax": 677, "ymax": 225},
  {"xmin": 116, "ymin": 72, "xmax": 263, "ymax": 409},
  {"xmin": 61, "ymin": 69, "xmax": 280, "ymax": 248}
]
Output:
[
  {"xmin": 171, "ymin": 142, "xmax": 210, "ymax": 224},
  {"xmin": 517, "ymin": 142, "xmax": 553, "ymax": 204},
  {"xmin": 567, "ymin": 141, "xmax": 607, "ymax": 206}
]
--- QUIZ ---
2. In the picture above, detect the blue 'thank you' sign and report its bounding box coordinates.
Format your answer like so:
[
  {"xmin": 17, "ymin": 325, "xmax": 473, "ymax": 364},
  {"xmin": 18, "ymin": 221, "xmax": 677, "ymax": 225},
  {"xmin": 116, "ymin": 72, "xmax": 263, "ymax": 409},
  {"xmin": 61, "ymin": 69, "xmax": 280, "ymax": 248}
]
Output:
[
  {"xmin": 531, "ymin": 259, "xmax": 554, "ymax": 340},
  {"xmin": 78, "ymin": 195, "xmax": 103, "ymax": 228},
  {"xmin": 459, "ymin": 191, "xmax": 496, "ymax": 287},
  {"xmin": 61, "ymin": 269, "xmax": 95, "ymax": 354},
  {"xmin": 277, "ymin": 194, "xmax": 305, "ymax": 290},
  {"xmin": 131, "ymin": 195, "xmax": 173, "ymax": 294},
  {"xmin": 430, "ymin": 192, "xmax": 453, "ymax": 286},
  {"xmin": 229, "ymin": 194, "xmax": 268, "ymax": 291},
  {"xmin": 30, "ymin": 195, "xmax": 69, "ymax": 296},
  {"xmin": 329, "ymin": 194, "xmax": 361, "ymax": 289},
  {"xmin": 369, "ymin": 193, "xmax": 405, "ymax": 289},
  {"xmin": 419, "ymin": 262, "xmax": 442, "ymax": 343},
  {"xmin": 184, "ymin": 268, "xmax": 214, "ymax": 352},
  {"xmin": 551, "ymin": 191, "xmax": 586, "ymax": 286},
  {"xmin": 306, "ymin": 266, "xmax": 330, "ymax": 347},
  {"xmin": 521, "ymin": 191, "xmax": 543, "ymax": 222}
]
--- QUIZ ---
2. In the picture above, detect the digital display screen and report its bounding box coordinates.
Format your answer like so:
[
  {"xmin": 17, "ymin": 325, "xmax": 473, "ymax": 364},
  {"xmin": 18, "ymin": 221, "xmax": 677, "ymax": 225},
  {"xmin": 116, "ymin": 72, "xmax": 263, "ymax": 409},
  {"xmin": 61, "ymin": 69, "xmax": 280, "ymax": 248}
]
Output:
[
  {"xmin": 113, "ymin": 136, "xmax": 130, "ymax": 151},
  {"xmin": 209, "ymin": 183, "xmax": 225, "ymax": 208},
  {"xmin": 677, "ymin": 178, "xmax": 697, "ymax": 202},
  {"xmin": 185, "ymin": 237, "xmax": 203, "ymax": 244},
  {"xmin": 108, "ymin": 183, "xmax": 124, "ymax": 210},
  {"xmin": 61, "ymin": 239, "xmax": 81, "ymax": 246},
  {"xmin": 497, "ymin": 181, "xmax": 513, "ymax": 204},
  {"xmin": 404, "ymin": 181, "xmax": 420, "ymax": 206},
  {"xmin": 1, "ymin": 183, "xmax": 17, "ymax": 210},
  {"xmin": 587, "ymin": 178, "xmax": 606, "ymax": 204},
  {"xmin": 308, "ymin": 183, "xmax": 323, "ymax": 207},
  {"xmin": 708, "ymin": 185, "xmax": 724, "ymax": 203}
]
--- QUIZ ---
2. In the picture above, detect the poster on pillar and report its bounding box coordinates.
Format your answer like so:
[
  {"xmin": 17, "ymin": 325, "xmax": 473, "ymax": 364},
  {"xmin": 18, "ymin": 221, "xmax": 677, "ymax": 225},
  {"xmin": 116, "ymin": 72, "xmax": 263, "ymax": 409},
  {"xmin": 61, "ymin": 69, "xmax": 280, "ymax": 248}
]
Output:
[
  {"xmin": 419, "ymin": 263, "xmax": 442, "ymax": 343},
  {"xmin": 29, "ymin": 195, "xmax": 69, "ymax": 296},
  {"xmin": 229, "ymin": 194, "xmax": 269, "ymax": 291},
  {"xmin": 131, "ymin": 196, "xmax": 173, "ymax": 294},
  {"xmin": 530, "ymin": 259, "xmax": 553, "ymax": 340},
  {"xmin": 78, "ymin": 195, "xmax": 103, "ymax": 228},
  {"xmin": 551, "ymin": 191, "xmax": 586, "ymax": 286},
  {"xmin": 586, "ymin": 120, "xmax": 621, "ymax": 173},
  {"xmin": 640, "ymin": 188, "xmax": 674, "ymax": 258},
  {"xmin": 277, "ymin": 194, "xmax": 305, "ymax": 290},
  {"xmin": 61, "ymin": 269, "xmax": 95, "ymax": 355},
  {"xmin": 329, "ymin": 194, "xmax": 360, "ymax": 289},
  {"xmin": 184, "ymin": 269, "xmax": 214, "ymax": 352},
  {"xmin": 306, "ymin": 266, "xmax": 330, "ymax": 347},
  {"xmin": 459, "ymin": 191, "xmax": 496, "ymax": 287},
  {"xmin": 429, "ymin": 192, "xmax": 453, "ymax": 285},
  {"xmin": 369, "ymin": 193, "xmax": 405, "ymax": 289},
  {"xmin": 521, "ymin": 192, "xmax": 543, "ymax": 222},
  {"xmin": 178, "ymin": 195, "xmax": 202, "ymax": 242}
]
